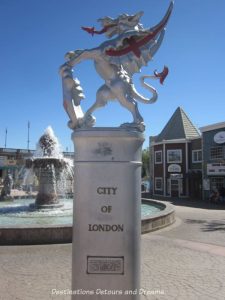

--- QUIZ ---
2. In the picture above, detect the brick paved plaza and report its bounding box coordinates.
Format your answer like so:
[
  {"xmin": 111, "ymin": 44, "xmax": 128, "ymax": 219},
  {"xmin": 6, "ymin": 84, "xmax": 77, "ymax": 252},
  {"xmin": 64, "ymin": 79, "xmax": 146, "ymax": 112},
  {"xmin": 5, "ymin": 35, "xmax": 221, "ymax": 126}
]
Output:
[{"xmin": 0, "ymin": 200, "xmax": 225, "ymax": 300}]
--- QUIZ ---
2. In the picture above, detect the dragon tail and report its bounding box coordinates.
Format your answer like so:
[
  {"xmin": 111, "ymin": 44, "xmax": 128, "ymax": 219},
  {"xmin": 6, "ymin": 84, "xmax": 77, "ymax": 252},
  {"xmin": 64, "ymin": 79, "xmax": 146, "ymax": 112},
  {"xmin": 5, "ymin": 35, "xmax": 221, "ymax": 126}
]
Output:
[
  {"xmin": 132, "ymin": 66, "xmax": 169, "ymax": 104},
  {"xmin": 131, "ymin": 75, "xmax": 158, "ymax": 104}
]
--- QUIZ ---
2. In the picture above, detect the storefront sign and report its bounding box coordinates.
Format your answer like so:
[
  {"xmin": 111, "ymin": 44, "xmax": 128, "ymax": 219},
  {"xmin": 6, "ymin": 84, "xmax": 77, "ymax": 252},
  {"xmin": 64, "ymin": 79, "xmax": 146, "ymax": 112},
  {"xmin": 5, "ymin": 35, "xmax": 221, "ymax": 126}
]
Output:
[
  {"xmin": 7, "ymin": 159, "xmax": 17, "ymax": 166},
  {"xmin": 168, "ymin": 164, "xmax": 181, "ymax": 173},
  {"xmin": 170, "ymin": 173, "xmax": 183, "ymax": 179},
  {"xmin": 207, "ymin": 163, "xmax": 225, "ymax": 175},
  {"xmin": 214, "ymin": 131, "xmax": 225, "ymax": 144},
  {"xmin": 0, "ymin": 157, "xmax": 17, "ymax": 167}
]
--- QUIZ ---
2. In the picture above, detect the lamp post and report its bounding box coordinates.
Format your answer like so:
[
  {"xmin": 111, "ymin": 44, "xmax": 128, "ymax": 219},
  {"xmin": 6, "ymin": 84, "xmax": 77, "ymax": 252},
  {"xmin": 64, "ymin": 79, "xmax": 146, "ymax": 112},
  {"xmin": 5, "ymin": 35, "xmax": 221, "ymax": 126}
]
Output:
[
  {"xmin": 27, "ymin": 121, "xmax": 30, "ymax": 150},
  {"xmin": 4, "ymin": 128, "xmax": 7, "ymax": 148}
]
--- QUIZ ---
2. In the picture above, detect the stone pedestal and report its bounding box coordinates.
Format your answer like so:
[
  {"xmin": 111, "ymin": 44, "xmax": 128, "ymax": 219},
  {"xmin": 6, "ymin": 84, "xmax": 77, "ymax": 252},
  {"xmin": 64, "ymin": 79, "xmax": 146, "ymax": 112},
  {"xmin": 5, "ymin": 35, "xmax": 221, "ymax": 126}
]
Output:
[{"xmin": 72, "ymin": 128, "xmax": 144, "ymax": 299}]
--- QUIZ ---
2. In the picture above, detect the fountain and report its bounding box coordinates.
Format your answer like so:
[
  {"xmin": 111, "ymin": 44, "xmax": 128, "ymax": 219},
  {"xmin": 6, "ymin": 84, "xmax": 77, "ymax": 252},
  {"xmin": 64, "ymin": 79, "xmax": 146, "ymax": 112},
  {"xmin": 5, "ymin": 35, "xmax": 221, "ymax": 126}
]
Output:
[
  {"xmin": 0, "ymin": 127, "xmax": 174, "ymax": 245},
  {"xmin": 25, "ymin": 127, "xmax": 71, "ymax": 209}
]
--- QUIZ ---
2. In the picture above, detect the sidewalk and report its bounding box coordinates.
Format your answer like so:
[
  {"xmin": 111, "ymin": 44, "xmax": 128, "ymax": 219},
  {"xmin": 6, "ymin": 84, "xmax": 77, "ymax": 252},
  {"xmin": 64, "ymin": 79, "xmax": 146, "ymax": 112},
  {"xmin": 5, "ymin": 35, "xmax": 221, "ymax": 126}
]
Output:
[{"xmin": 0, "ymin": 201, "xmax": 225, "ymax": 299}]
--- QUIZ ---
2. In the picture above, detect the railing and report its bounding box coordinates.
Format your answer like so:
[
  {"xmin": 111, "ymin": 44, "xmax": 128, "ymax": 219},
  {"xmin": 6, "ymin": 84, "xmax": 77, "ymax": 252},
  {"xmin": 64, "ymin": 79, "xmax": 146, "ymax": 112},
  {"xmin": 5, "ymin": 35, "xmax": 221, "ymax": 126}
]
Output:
[{"xmin": 0, "ymin": 148, "xmax": 74, "ymax": 156}]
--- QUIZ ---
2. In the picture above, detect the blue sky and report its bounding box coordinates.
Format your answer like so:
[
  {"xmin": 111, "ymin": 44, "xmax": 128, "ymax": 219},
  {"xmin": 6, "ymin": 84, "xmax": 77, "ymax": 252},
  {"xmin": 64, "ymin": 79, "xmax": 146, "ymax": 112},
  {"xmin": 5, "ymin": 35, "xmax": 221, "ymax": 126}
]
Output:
[{"xmin": 0, "ymin": 0, "xmax": 225, "ymax": 150}]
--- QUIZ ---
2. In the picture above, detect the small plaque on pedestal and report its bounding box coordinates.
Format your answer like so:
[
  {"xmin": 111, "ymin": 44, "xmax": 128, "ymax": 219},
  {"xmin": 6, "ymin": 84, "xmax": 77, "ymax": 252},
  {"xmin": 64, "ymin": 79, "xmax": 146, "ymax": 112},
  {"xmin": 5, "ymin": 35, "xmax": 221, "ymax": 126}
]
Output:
[{"xmin": 87, "ymin": 256, "xmax": 124, "ymax": 274}]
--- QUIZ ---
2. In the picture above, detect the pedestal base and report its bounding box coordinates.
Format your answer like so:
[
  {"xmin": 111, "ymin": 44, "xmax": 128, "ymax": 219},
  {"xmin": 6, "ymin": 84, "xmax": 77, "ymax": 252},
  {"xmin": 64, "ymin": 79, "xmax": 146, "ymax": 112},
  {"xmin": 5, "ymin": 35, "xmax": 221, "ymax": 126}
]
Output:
[
  {"xmin": 35, "ymin": 193, "xmax": 63, "ymax": 209},
  {"xmin": 72, "ymin": 128, "xmax": 144, "ymax": 299}
]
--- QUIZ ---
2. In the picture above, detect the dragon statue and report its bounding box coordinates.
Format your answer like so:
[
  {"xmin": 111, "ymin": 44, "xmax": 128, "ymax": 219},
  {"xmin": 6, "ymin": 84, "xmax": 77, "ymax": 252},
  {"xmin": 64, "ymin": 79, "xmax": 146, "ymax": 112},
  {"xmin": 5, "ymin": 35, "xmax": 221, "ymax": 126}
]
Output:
[{"xmin": 60, "ymin": 1, "xmax": 173, "ymax": 132}]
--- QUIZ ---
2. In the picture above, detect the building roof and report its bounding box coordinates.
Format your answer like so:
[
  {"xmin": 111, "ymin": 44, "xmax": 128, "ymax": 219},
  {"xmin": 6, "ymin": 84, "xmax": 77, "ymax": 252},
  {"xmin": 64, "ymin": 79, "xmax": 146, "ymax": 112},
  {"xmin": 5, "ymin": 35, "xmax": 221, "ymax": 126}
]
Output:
[
  {"xmin": 199, "ymin": 121, "xmax": 225, "ymax": 133},
  {"xmin": 154, "ymin": 107, "xmax": 200, "ymax": 143}
]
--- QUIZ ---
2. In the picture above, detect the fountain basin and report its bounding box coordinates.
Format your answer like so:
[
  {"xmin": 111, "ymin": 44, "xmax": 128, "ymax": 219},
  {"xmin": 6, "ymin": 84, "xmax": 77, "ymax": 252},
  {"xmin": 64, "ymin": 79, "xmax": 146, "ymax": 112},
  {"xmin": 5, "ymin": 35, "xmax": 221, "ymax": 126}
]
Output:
[
  {"xmin": 0, "ymin": 198, "xmax": 175, "ymax": 245},
  {"xmin": 141, "ymin": 199, "xmax": 175, "ymax": 233}
]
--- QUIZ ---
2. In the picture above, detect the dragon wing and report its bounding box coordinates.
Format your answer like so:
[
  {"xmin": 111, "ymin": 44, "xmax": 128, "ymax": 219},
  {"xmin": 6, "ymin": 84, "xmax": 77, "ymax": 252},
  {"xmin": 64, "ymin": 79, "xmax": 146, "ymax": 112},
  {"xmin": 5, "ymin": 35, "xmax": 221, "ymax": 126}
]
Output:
[{"xmin": 102, "ymin": 1, "xmax": 173, "ymax": 76}]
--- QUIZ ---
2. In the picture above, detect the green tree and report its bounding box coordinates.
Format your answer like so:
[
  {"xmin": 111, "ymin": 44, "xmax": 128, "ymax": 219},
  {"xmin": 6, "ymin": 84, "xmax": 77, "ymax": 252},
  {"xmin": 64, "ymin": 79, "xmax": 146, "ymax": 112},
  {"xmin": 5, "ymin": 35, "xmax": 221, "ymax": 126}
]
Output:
[{"xmin": 142, "ymin": 148, "xmax": 150, "ymax": 179}]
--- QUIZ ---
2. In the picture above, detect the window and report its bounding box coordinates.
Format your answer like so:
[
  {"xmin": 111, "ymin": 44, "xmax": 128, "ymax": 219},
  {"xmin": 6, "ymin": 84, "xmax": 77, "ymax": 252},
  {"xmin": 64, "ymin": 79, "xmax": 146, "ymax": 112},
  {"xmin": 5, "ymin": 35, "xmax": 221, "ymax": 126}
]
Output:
[
  {"xmin": 167, "ymin": 149, "xmax": 182, "ymax": 163},
  {"xmin": 192, "ymin": 150, "xmax": 202, "ymax": 163},
  {"xmin": 210, "ymin": 177, "xmax": 224, "ymax": 190},
  {"xmin": 155, "ymin": 151, "xmax": 162, "ymax": 164},
  {"xmin": 155, "ymin": 177, "xmax": 163, "ymax": 191},
  {"xmin": 7, "ymin": 155, "xmax": 15, "ymax": 160},
  {"xmin": 210, "ymin": 147, "xmax": 223, "ymax": 159}
]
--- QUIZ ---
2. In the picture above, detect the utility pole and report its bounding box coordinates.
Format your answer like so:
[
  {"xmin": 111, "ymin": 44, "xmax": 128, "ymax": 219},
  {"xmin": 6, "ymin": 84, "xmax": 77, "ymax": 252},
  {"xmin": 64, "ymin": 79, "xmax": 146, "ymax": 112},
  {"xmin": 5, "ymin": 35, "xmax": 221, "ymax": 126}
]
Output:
[
  {"xmin": 27, "ymin": 121, "xmax": 30, "ymax": 150},
  {"xmin": 4, "ymin": 128, "xmax": 7, "ymax": 148}
]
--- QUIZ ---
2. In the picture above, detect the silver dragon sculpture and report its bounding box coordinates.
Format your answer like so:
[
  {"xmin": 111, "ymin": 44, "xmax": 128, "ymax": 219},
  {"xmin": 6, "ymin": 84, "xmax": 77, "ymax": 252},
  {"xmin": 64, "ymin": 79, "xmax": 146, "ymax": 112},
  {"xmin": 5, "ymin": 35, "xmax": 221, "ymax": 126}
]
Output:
[{"xmin": 60, "ymin": 1, "xmax": 173, "ymax": 132}]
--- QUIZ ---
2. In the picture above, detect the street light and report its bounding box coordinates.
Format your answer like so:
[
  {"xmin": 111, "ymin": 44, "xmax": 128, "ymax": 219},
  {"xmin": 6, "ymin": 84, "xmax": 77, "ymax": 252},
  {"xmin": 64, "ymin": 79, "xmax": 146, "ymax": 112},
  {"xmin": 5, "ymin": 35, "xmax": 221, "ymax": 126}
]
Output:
[{"xmin": 4, "ymin": 128, "xmax": 7, "ymax": 148}]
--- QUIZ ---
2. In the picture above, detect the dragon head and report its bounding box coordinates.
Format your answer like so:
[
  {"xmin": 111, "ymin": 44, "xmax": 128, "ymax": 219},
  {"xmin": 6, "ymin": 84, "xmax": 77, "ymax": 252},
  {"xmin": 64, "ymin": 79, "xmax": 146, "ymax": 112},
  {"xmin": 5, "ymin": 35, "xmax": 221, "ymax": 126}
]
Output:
[
  {"xmin": 98, "ymin": 11, "xmax": 144, "ymax": 37},
  {"xmin": 82, "ymin": 11, "xmax": 144, "ymax": 38}
]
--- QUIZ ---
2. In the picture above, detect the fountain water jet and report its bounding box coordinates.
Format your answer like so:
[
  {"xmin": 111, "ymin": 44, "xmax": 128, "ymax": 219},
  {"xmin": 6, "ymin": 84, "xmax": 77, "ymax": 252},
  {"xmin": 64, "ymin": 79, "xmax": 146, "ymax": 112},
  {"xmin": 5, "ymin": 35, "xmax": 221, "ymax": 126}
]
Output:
[{"xmin": 25, "ymin": 126, "xmax": 73, "ymax": 209}]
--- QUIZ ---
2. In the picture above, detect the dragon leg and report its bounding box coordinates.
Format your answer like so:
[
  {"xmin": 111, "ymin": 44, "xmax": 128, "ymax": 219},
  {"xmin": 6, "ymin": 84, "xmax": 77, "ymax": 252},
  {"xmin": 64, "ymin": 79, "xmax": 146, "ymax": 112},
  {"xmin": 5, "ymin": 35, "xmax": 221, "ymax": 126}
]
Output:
[
  {"xmin": 118, "ymin": 94, "xmax": 144, "ymax": 124},
  {"xmin": 84, "ymin": 84, "xmax": 114, "ymax": 119},
  {"xmin": 118, "ymin": 94, "xmax": 145, "ymax": 131}
]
